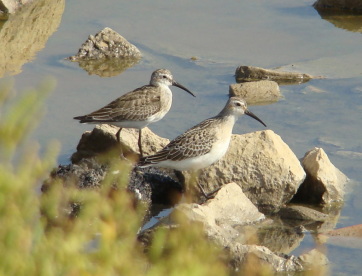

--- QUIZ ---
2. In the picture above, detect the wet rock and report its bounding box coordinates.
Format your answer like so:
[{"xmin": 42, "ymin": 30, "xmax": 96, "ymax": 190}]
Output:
[
  {"xmin": 278, "ymin": 205, "xmax": 329, "ymax": 222},
  {"xmin": 71, "ymin": 124, "xmax": 169, "ymax": 164},
  {"xmin": 42, "ymin": 158, "xmax": 108, "ymax": 192},
  {"xmin": 44, "ymin": 156, "xmax": 182, "ymax": 208},
  {"xmin": 68, "ymin": 27, "xmax": 142, "ymax": 61},
  {"xmin": 293, "ymin": 147, "xmax": 348, "ymax": 205},
  {"xmin": 314, "ymin": 0, "xmax": 362, "ymax": 12},
  {"xmin": 235, "ymin": 65, "xmax": 316, "ymax": 85},
  {"xmin": 187, "ymin": 130, "xmax": 306, "ymax": 213},
  {"xmin": 229, "ymin": 80, "xmax": 281, "ymax": 105}
]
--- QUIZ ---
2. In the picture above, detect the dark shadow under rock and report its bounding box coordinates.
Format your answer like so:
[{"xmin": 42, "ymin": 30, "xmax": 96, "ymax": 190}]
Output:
[{"xmin": 129, "ymin": 166, "xmax": 184, "ymax": 206}]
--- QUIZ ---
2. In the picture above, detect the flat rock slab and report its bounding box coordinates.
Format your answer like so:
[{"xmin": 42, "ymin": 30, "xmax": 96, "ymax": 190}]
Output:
[
  {"xmin": 68, "ymin": 27, "xmax": 142, "ymax": 61},
  {"xmin": 235, "ymin": 65, "xmax": 318, "ymax": 85},
  {"xmin": 229, "ymin": 80, "xmax": 281, "ymax": 105}
]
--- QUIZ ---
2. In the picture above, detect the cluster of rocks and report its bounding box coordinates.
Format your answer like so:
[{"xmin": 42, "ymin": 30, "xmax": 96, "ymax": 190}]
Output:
[
  {"xmin": 40, "ymin": 26, "xmax": 352, "ymax": 273},
  {"xmin": 50, "ymin": 121, "xmax": 348, "ymax": 272},
  {"xmin": 229, "ymin": 65, "xmax": 323, "ymax": 105}
]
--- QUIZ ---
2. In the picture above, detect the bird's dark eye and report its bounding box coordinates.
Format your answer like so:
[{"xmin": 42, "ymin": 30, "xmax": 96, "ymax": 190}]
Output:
[
  {"xmin": 235, "ymin": 102, "xmax": 241, "ymax": 106},
  {"xmin": 162, "ymin": 75, "xmax": 167, "ymax": 78}
]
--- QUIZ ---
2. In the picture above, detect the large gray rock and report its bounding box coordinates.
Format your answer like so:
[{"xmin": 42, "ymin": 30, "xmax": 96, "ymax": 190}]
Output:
[
  {"xmin": 229, "ymin": 80, "xmax": 281, "ymax": 105},
  {"xmin": 294, "ymin": 147, "xmax": 348, "ymax": 205},
  {"xmin": 188, "ymin": 130, "xmax": 306, "ymax": 213}
]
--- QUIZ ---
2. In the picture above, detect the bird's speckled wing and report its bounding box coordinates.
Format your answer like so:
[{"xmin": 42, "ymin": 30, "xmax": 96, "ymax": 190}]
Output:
[
  {"xmin": 75, "ymin": 85, "xmax": 161, "ymax": 122},
  {"xmin": 143, "ymin": 118, "xmax": 219, "ymax": 163}
]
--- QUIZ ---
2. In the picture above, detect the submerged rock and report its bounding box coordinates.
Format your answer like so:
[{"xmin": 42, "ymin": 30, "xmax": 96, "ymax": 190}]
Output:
[
  {"xmin": 235, "ymin": 65, "xmax": 317, "ymax": 85},
  {"xmin": 229, "ymin": 80, "xmax": 281, "ymax": 105}
]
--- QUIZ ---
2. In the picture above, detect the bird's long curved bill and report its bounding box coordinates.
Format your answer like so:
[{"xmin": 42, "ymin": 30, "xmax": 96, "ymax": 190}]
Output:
[
  {"xmin": 245, "ymin": 110, "xmax": 267, "ymax": 127},
  {"xmin": 172, "ymin": 81, "xmax": 196, "ymax": 97}
]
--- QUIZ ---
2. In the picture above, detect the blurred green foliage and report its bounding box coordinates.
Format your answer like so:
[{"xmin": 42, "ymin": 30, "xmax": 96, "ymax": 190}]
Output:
[{"xmin": 0, "ymin": 79, "xmax": 229, "ymax": 275}]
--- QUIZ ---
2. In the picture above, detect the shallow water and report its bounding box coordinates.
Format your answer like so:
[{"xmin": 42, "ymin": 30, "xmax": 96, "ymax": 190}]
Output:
[{"xmin": 1, "ymin": 0, "xmax": 362, "ymax": 274}]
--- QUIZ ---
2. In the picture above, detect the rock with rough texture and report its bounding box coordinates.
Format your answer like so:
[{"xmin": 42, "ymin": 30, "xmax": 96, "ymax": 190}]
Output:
[
  {"xmin": 0, "ymin": 0, "xmax": 34, "ymax": 14},
  {"xmin": 71, "ymin": 124, "xmax": 169, "ymax": 164},
  {"xmin": 314, "ymin": 0, "xmax": 362, "ymax": 12},
  {"xmin": 293, "ymin": 147, "xmax": 348, "ymax": 205},
  {"xmin": 143, "ymin": 184, "xmax": 327, "ymax": 272},
  {"xmin": 188, "ymin": 130, "xmax": 306, "ymax": 213},
  {"xmin": 235, "ymin": 65, "xmax": 317, "ymax": 85},
  {"xmin": 68, "ymin": 27, "xmax": 142, "ymax": 61},
  {"xmin": 229, "ymin": 80, "xmax": 281, "ymax": 105}
]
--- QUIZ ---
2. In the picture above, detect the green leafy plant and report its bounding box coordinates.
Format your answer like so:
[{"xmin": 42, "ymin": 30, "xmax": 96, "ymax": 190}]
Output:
[{"xmin": 0, "ymin": 79, "xmax": 229, "ymax": 276}]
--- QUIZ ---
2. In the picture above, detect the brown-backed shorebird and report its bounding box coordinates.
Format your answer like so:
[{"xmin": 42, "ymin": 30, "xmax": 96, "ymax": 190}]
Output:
[
  {"xmin": 74, "ymin": 69, "xmax": 195, "ymax": 157},
  {"xmin": 138, "ymin": 96, "xmax": 266, "ymax": 196}
]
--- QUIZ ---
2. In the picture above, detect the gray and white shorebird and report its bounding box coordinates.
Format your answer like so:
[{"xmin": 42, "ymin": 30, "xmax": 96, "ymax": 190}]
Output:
[
  {"xmin": 74, "ymin": 69, "xmax": 195, "ymax": 157},
  {"xmin": 138, "ymin": 97, "xmax": 266, "ymax": 195}
]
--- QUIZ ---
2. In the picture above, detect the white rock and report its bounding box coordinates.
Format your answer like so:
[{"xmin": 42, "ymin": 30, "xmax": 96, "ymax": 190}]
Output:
[{"xmin": 301, "ymin": 147, "xmax": 348, "ymax": 204}]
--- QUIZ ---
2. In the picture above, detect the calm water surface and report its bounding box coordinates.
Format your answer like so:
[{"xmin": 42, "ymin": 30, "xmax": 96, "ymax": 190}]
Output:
[{"xmin": 2, "ymin": 0, "xmax": 362, "ymax": 274}]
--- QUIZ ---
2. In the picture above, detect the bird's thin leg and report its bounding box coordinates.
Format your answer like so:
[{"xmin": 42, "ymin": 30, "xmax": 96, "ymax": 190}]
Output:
[
  {"xmin": 198, "ymin": 183, "xmax": 221, "ymax": 199},
  {"xmin": 138, "ymin": 129, "xmax": 143, "ymax": 157},
  {"xmin": 116, "ymin": 128, "xmax": 122, "ymax": 143},
  {"xmin": 198, "ymin": 171, "xmax": 222, "ymax": 200}
]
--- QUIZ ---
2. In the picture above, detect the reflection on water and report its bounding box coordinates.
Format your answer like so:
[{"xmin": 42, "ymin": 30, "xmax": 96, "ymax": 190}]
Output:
[
  {"xmin": 315, "ymin": 8, "xmax": 362, "ymax": 32},
  {"xmin": 2, "ymin": 0, "xmax": 362, "ymax": 274},
  {"xmin": 73, "ymin": 57, "xmax": 141, "ymax": 77},
  {"xmin": 0, "ymin": 0, "xmax": 64, "ymax": 77}
]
